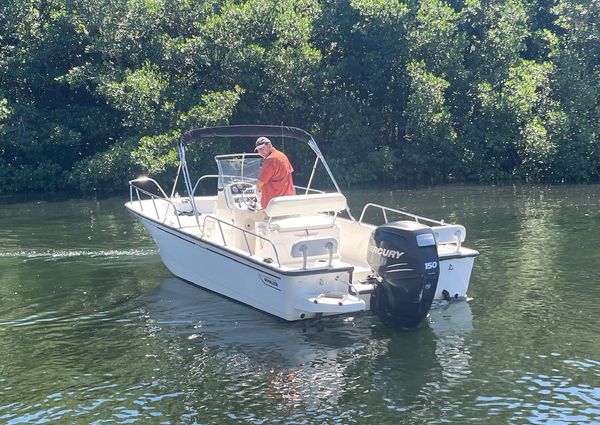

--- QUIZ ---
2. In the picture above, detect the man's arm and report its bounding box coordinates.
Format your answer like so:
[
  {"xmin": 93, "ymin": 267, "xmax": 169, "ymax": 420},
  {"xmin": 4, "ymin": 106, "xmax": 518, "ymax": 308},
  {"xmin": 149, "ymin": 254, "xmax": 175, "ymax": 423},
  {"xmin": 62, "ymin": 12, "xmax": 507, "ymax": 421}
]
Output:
[{"xmin": 257, "ymin": 158, "xmax": 276, "ymax": 193}]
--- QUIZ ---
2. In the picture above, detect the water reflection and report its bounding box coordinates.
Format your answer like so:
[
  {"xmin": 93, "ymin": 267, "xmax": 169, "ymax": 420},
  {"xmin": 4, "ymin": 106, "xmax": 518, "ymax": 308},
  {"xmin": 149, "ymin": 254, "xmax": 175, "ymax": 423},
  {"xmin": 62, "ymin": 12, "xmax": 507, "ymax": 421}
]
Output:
[
  {"xmin": 430, "ymin": 302, "xmax": 474, "ymax": 386},
  {"xmin": 135, "ymin": 277, "xmax": 475, "ymax": 419}
]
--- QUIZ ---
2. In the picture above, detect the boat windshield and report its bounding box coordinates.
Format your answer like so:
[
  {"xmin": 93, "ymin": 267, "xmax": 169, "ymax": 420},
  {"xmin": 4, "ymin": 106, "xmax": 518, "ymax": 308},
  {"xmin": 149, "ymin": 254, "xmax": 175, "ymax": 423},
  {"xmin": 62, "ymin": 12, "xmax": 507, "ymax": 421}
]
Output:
[{"xmin": 215, "ymin": 154, "xmax": 263, "ymax": 189}]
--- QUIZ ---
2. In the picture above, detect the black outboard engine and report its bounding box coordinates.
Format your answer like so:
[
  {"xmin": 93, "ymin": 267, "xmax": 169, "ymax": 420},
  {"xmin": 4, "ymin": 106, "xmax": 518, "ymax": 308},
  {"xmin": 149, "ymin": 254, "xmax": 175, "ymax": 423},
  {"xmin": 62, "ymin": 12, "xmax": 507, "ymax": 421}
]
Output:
[{"xmin": 367, "ymin": 221, "xmax": 440, "ymax": 327}]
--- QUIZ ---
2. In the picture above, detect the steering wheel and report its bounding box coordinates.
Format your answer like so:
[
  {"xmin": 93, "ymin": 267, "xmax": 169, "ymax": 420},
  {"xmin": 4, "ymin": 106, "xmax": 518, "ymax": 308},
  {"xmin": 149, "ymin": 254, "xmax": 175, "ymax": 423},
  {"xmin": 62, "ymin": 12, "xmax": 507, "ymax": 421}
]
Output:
[
  {"xmin": 228, "ymin": 181, "xmax": 258, "ymax": 210},
  {"xmin": 240, "ymin": 184, "xmax": 258, "ymax": 211}
]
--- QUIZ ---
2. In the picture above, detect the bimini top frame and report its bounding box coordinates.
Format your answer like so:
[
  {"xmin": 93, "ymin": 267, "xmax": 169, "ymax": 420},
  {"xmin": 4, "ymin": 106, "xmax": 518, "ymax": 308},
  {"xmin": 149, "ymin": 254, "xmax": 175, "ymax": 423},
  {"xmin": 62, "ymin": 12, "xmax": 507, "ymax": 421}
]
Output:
[{"xmin": 178, "ymin": 125, "xmax": 355, "ymax": 220}]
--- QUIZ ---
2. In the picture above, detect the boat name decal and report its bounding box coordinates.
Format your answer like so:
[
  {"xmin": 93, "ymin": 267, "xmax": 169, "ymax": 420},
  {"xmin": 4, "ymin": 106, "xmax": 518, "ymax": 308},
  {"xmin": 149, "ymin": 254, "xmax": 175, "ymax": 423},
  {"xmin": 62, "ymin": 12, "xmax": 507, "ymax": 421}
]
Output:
[
  {"xmin": 369, "ymin": 246, "xmax": 404, "ymax": 259},
  {"xmin": 260, "ymin": 274, "xmax": 281, "ymax": 291}
]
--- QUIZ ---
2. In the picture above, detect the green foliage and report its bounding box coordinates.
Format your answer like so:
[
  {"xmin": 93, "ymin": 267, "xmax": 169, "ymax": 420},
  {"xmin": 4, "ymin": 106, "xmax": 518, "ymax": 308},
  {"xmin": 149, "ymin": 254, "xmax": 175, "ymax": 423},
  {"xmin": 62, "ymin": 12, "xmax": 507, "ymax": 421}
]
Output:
[
  {"xmin": 179, "ymin": 86, "xmax": 245, "ymax": 131},
  {"xmin": 96, "ymin": 63, "xmax": 172, "ymax": 131},
  {"xmin": 350, "ymin": 0, "xmax": 409, "ymax": 23},
  {"xmin": 319, "ymin": 91, "xmax": 381, "ymax": 187},
  {"xmin": 463, "ymin": 0, "xmax": 530, "ymax": 82},
  {"xmin": 0, "ymin": 97, "xmax": 10, "ymax": 140},
  {"xmin": 0, "ymin": 98, "xmax": 9, "ymax": 123},
  {"xmin": 548, "ymin": 0, "xmax": 600, "ymax": 182},
  {"xmin": 403, "ymin": 61, "xmax": 457, "ymax": 182},
  {"xmin": 69, "ymin": 138, "xmax": 137, "ymax": 193},
  {"xmin": 0, "ymin": 0, "xmax": 598, "ymax": 194},
  {"xmin": 131, "ymin": 131, "xmax": 180, "ymax": 176},
  {"xmin": 130, "ymin": 86, "xmax": 243, "ymax": 177},
  {"xmin": 407, "ymin": 0, "xmax": 464, "ymax": 77}
]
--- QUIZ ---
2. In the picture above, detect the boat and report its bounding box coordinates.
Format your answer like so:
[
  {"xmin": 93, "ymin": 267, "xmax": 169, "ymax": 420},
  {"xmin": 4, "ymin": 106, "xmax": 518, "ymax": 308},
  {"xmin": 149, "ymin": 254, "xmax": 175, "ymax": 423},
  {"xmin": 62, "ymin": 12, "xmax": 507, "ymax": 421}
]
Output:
[{"xmin": 125, "ymin": 125, "xmax": 479, "ymax": 327}]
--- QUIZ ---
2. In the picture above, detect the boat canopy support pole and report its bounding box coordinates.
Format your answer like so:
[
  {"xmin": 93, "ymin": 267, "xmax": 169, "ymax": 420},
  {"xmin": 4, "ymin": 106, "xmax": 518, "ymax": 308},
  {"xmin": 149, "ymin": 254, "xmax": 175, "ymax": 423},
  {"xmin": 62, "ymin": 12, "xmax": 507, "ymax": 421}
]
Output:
[
  {"xmin": 308, "ymin": 138, "xmax": 356, "ymax": 221},
  {"xmin": 305, "ymin": 156, "xmax": 320, "ymax": 195},
  {"xmin": 170, "ymin": 162, "xmax": 182, "ymax": 198},
  {"xmin": 178, "ymin": 143, "xmax": 200, "ymax": 226}
]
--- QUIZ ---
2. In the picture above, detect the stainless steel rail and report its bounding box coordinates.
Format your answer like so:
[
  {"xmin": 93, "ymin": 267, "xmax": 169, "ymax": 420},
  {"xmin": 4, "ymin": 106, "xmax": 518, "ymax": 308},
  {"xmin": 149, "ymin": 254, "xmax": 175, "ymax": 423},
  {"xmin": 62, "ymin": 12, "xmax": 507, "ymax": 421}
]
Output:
[
  {"xmin": 129, "ymin": 177, "xmax": 183, "ymax": 228},
  {"xmin": 129, "ymin": 180, "xmax": 283, "ymax": 266},
  {"xmin": 192, "ymin": 174, "xmax": 219, "ymax": 195},
  {"xmin": 358, "ymin": 203, "xmax": 445, "ymax": 226},
  {"xmin": 201, "ymin": 215, "xmax": 282, "ymax": 267}
]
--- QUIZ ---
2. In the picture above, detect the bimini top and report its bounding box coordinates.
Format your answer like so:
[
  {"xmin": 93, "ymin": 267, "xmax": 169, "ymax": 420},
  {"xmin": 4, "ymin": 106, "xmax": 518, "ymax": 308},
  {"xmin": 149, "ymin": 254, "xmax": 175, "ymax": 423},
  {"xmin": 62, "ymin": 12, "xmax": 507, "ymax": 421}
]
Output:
[
  {"xmin": 177, "ymin": 124, "xmax": 347, "ymax": 214},
  {"xmin": 180, "ymin": 125, "xmax": 314, "ymax": 145}
]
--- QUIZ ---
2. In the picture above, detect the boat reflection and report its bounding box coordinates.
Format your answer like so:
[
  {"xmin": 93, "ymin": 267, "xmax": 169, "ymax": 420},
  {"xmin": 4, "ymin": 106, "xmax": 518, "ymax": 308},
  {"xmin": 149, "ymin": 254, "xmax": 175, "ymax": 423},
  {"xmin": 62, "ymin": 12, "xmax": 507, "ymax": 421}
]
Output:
[
  {"xmin": 430, "ymin": 301, "xmax": 474, "ymax": 390},
  {"xmin": 142, "ymin": 278, "xmax": 474, "ymax": 407}
]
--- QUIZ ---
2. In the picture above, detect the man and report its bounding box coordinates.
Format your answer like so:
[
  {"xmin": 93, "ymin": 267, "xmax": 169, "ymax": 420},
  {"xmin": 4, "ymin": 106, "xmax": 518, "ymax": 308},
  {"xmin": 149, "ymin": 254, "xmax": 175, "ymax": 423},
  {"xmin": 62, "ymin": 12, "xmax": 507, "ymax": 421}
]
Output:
[{"xmin": 255, "ymin": 137, "xmax": 295, "ymax": 209}]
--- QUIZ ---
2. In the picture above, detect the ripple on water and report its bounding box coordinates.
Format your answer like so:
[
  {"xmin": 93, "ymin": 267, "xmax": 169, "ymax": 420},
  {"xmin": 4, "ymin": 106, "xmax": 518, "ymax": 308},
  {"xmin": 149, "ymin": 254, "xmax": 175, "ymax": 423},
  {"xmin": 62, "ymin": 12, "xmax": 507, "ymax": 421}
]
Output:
[
  {"xmin": 476, "ymin": 358, "xmax": 600, "ymax": 424},
  {"xmin": 0, "ymin": 248, "xmax": 156, "ymax": 260}
]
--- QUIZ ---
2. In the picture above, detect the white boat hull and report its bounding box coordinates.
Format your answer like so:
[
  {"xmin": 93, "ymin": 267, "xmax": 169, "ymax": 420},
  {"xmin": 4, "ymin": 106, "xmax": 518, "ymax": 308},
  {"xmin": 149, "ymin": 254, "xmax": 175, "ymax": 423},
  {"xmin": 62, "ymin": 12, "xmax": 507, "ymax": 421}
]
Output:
[
  {"xmin": 438, "ymin": 254, "xmax": 476, "ymax": 300},
  {"xmin": 140, "ymin": 216, "xmax": 365, "ymax": 321},
  {"xmin": 137, "ymin": 211, "xmax": 477, "ymax": 322}
]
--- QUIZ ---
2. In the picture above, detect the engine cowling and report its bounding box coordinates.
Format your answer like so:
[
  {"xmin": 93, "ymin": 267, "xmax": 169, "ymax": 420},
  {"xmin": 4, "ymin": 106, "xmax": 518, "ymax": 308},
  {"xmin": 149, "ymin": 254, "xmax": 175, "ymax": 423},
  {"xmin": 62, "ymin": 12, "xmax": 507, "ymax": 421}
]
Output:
[{"xmin": 367, "ymin": 220, "xmax": 440, "ymax": 327}]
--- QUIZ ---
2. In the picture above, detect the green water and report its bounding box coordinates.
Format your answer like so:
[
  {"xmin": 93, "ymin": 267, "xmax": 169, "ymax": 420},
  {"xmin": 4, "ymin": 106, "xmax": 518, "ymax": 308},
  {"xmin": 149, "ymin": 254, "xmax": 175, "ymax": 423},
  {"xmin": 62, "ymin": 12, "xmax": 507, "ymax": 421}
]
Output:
[{"xmin": 1, "ymin": 185, "xmax": 599, "ymax": 424}]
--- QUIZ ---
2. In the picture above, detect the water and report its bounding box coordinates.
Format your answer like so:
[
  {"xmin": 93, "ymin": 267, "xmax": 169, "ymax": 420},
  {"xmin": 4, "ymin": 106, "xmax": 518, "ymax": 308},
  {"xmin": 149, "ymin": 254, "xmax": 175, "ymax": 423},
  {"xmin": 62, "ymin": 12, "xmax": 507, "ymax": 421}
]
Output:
[{"xmin": 1, "ymin": 185, "xmax": 599, "ymax": 424}]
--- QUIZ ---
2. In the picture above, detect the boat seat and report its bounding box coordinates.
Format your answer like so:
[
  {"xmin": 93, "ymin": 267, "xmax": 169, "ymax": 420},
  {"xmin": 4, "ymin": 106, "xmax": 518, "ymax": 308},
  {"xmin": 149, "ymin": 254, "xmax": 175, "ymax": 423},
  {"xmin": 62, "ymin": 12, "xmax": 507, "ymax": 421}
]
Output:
[
  {"xmin": 259, "ymin": 192, "xmax": 347, "ymax": 233},
  {"xmin": 264, "ymin": 192, "xmax": 347, "ymax": 218},
  {"xmin": 255, "ymin": 193, "xmax": 346, "ymax": 267},
  {"xmin": 431, "ymin": 225, "xmax": 466, "ymax": 243},
  {"xmin": 255, "ymin": 221, "xmax": 342, "ymax": 267}
]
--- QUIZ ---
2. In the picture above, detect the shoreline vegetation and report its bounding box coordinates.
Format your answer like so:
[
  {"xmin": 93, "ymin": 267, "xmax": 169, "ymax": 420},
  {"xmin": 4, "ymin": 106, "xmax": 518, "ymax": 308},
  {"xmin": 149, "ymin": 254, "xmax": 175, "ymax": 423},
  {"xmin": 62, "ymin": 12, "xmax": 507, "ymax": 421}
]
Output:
[{"xmin": 0, "ymin": 0, "xmax": 598, "ymax": 195}]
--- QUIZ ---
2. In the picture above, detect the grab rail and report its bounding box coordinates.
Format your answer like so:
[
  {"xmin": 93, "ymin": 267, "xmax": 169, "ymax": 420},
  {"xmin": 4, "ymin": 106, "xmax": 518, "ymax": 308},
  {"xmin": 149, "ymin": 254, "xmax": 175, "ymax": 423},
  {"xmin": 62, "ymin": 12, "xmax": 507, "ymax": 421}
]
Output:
[
  {"xmin": 201, "ymin": 215, "xmax": 282, "ymax": 267},
  {"xmin": 358, "ymin": 203, "xmax": 445, "ymax": 227},
  {"xmin": 359, "ymin": 203, "xmax": 466, "ymax": 251},
  {"xmin": 129, "ymin": 176, "xmax": 285, "ymax": 267},
  {"xmin": 129, "ymin": 177, "xmax": 183, "ymax": 228},
  {"xmin": 192, "ymin": 174, "xmax": 219, "ymax": 196}
]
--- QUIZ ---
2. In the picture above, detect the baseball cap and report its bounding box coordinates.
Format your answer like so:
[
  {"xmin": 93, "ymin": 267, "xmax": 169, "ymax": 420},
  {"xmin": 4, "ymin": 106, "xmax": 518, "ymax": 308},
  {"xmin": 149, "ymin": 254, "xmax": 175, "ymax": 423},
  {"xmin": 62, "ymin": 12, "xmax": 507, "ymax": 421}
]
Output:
[{"xmin": 254, "ymin": 137, "xmax": 271, "ymax": 151}]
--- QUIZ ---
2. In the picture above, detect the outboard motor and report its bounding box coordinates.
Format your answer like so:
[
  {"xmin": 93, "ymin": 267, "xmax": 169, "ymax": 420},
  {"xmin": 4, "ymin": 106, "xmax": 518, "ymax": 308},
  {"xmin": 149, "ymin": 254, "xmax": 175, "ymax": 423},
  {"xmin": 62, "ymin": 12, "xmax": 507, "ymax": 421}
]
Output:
[{"xmin": 367, "ymin": 221, "xmax": 440, "ymax": 327}]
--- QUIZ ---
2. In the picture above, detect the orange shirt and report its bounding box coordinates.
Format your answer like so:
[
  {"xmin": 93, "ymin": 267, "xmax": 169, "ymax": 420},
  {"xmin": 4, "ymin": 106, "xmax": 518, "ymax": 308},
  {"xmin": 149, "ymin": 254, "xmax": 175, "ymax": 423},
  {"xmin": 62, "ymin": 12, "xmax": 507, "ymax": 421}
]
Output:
[{"xmin": 257, "ymin": 148, "xmax": 294, "ymax": 208}]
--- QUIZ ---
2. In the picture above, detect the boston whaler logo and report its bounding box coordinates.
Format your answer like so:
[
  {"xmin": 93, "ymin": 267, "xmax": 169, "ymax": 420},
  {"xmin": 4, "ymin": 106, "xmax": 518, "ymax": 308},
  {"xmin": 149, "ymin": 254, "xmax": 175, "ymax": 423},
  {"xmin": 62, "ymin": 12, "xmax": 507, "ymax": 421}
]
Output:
[
  {"xmin": 369, "ymin": 245, "xmax": 404, "ymax": 260},
  {"xmin": 259, "ymin": 273, "xmax": 281, "ymax": 291}
]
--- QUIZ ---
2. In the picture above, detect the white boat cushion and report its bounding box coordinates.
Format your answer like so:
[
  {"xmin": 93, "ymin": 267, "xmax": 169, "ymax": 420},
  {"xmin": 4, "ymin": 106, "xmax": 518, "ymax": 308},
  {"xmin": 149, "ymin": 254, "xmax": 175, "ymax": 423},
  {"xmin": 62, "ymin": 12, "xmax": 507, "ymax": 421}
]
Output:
[
  {"xmin": 264, "ymin": 214, "xmax": 335, "ymax": 232},
  {"xmin": 264, "ymin": 193, "xmax": 347, "ymax": 218}
]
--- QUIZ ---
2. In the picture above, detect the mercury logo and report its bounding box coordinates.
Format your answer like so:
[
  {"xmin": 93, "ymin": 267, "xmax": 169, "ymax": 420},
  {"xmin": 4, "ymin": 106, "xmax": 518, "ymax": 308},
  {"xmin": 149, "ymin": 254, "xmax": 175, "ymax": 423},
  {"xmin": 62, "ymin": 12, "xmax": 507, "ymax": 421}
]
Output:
[{"xmin": 369, "ymin": 245, "xmax": 404, "ymax": 259}]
